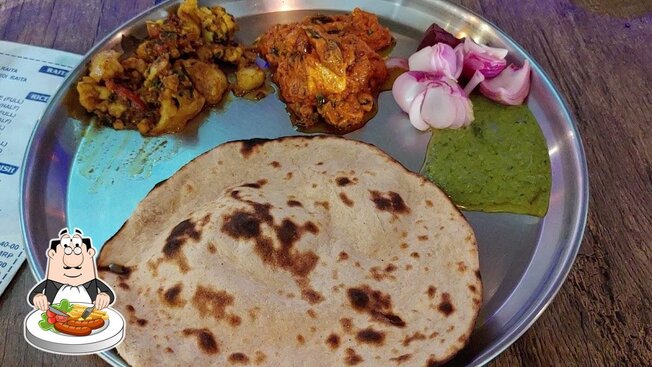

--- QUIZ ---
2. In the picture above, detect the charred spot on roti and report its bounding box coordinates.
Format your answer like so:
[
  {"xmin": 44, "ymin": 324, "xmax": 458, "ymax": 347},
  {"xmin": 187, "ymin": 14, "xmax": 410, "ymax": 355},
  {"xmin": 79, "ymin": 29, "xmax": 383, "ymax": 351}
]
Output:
[
  {"xmin": 276, "ymin": 219, "xmax": 302, "ymax": 246},
  {"xmin": 207, "ymin": 242, "xmax": 217, "ymax": 253},
  {"xmin": 136, "ymin": 318, "xmax": 148, "ymax": 326},
  {"xmin": 347, "ymin": 286, "xmax": 405, "ymax": 328},
  {"xmin": 254, "ymin": 351, "xmax": 266, "ymax": 364},
  {"xmin": 373, "ymin": 312, "xmax": 405, "ymax": 327},
  {"xmin": 270, "ymin": 161, "xmax": 281, "ymax": 168},
  {"xmin": 402, "ymin": 331, "xmax": 426, "ymax": 346},
  {"xmin": 425, "ymin": 200, "xmax": 434, "ymax": 207},
  {"xmin": 347, "ymin": 288, "xmax": 370, "ymax": 310},
  {"xmin": 390, "ymin": 354, "xmax": 412, "ymax": 363},
  {"xmin": 326, "ymin": 333, "xmax": 340, "ymax": 349},
  {"xmin": 315, "ymin": 201, "xmax": 330, "ymax": 210},
  {"xmin": 418, "ymin": 235, "xmax": 428, "ymax": 241},
  {"xmin": 429, "ymin": 331, "xmax": 439, "ymax": 339},
  {"xmin": 468, "ymin": 285, "xmax": 477, "ymax": 293},
  {"xmin": 228, "ymin": 353, "xmax": 250, "ymax": 364},
  {"xmin": 410, "ymin": 252, "xmax": 420, "ymax": 258},
  {"xmin": 475, "ymin": 270, "xmax": 482, "ymax": 279},
  {"xmin": 286, "ymin": 172, "xmax": 293, "ymax": 180},
  {"xmin": 241, "ymin": 182, "xmax": 262, "ymax": 189},
  {"xmin": 159, "ymin": 283, "xmax": 186, "ymax": 307},
  {"xmin": 192, "ymin": 285, "xmax": 241, "ymax": 326},
  {"xmin": 229, "ymin": 315, "xmax": 242, "ymax": 326},
  {"xmin": 161, "ymin": 216, "xmax": 208, "ymax": 273},
  {"xmin": 457, "ymin": 261, "xmax": 468, "ymax": 272},
  {"xmin": 304, "ymin": 221, "xmax": 319, "ymax": 234},
  {"xmin": 427, "ymin": 286, "xmax": 437, "ymax": 299},
  {"xmin": 370, "ymin": 266, "xmax": 396, "ymax": 281},
  {"xmin": 405, "ymin": 264, "xmax": 413, "ymax": 270},
  {"xmin": 182, "ymin": 328, "xmax": 219, "ymax": 355},
  {"xmin": 287, "ymin": 200, "xmax": 303, "ymax": 207},
  {"xmin": 339, "ymin": 192, "xmax": 354, "ymax": 206},
  {"xmin": 356, "ymin": 327, "xmax": 385, "ymax": 345},
  {"xmin": 301, "ymin": 288, "xmax": 325, "ymax": 304},
  {"xmin": 118, "ymin": 282, "xmax": 130, "ymax": 290},
  {"xmin": 338, "ymin": 251, "xmax": 349, "ymax": 261},
  {"xmin": 340, "ymin": 318, "xmax": 354, "ymax": 332},
  {"xmin": 447, "ymin": 325, "xmax": 455, "ymax": 332},
  {"xmin": 336, "ymin": 176, "xmax": 357, "ymax": 186},
  {"xmin": 248, "ymin": 307, "xmax": 260, "ymax": 321},
  {"xmin": 437, "ymin": 293, "xmax": 455, "ymax": 316},
  {"xmin": 426, "ymin": 357, "xmax": 443, "ymax": 367},
  {"xmin": 369, "ymin": 190, "xmax": 410, "ymax": 214},
  {"xmin": 240, "ymin": 138, "xmax": 268, "ymax": 158},
  {"xmin": 400, "ymin": 243, "xmax": 408, "ymax": 249},
  {"xmin": 165, "ymin": 347, "xmax": 173, "ymax": 353},
  {"xmin": 222, "ymin": 211, "xmax": 263, "ymax": 239},
  {"xmin": 385, "ymin": 264, "xmax": 397, "ymax": 272},
  {"xmin": 126, "ymin": 305, "xmax": 135, "ymax": 312},
  {"xmin": 297, "ymin": 334, "xmax": 306, "ymax": 345},
  {"xmin": 307, "ymin": 309, "xmax": 318, "ymax": 318},
  {"xmin": 345, "ymin": 348, "xmax": 363, "ymax": 365}
]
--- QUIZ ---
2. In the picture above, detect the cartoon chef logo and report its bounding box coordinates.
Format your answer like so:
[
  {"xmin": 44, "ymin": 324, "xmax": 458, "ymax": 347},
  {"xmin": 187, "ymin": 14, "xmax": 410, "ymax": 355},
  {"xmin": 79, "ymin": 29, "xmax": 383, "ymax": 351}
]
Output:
[{"xmin": 24, "ymin": 228, "xmax": 125, "ymax": 355}]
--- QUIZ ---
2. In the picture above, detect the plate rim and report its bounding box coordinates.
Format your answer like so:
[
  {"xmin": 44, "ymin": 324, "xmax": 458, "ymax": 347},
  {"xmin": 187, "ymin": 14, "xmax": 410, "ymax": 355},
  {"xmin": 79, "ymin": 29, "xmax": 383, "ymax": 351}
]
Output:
[{"xmin": 19, "ymin": 0, "xmax": 589, "ymax": 365}]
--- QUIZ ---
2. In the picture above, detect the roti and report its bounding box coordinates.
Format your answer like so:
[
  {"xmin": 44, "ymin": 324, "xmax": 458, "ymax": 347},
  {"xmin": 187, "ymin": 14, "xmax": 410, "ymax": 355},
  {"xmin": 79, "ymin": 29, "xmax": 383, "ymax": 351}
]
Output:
[{"xmin": 97, "ymin": 136, "xmax": 482, "ymax": 366}]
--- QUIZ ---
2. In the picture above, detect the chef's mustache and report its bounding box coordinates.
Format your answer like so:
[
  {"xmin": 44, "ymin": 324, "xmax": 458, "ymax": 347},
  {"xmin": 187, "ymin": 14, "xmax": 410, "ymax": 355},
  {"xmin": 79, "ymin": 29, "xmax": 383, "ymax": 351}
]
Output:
[{"xmin": 63, "ymin": 266, "xmax": 82, "ymax": 270}]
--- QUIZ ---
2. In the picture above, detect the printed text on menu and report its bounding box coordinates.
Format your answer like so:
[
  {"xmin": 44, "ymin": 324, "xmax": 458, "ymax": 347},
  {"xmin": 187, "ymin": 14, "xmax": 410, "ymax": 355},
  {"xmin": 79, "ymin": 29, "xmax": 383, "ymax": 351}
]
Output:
[{"xmin": 0, "ymin": 40, "xmax": 81, "ymax": 295}]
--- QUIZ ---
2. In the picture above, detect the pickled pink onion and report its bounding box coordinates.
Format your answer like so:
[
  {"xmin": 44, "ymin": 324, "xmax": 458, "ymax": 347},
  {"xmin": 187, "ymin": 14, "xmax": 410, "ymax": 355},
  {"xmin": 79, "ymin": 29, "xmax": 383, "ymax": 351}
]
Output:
[
  {"xmin": 392, "ymin": 71, "xmax": 473, "ymax": 130},
  {"xmin": 480, "ymin": 60, "xmax": 531, "ymax": 105}
]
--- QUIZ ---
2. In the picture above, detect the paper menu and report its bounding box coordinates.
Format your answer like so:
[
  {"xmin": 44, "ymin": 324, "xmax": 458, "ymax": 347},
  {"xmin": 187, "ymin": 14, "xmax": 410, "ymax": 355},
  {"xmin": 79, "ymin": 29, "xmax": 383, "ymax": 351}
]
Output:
[{"xmin": 0, "ymin": 41, "xmax": 81, "ymax": 296}]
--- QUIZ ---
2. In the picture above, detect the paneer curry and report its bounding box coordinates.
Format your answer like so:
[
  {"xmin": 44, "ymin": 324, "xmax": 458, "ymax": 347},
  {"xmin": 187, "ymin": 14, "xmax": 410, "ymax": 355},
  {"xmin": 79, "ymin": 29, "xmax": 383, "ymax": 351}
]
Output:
[
  {"xmin": 77, "ymin": 0, "xmax": 265, "ymax": 135},
  {"xmin": 257, "ymin": 9, "xmax": 394, "ymax": 131}
]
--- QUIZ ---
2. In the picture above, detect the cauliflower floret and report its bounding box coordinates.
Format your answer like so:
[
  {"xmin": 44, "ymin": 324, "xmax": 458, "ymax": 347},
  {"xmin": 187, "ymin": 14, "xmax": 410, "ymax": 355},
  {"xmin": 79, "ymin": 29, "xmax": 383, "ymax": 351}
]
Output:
[
  {"xmin": 88, "ymin": 50, "xmax": 124, "ymax": 82},
  {"xmin": 149, "ymin": 88, "xmax": 205, "ymax": 135}
]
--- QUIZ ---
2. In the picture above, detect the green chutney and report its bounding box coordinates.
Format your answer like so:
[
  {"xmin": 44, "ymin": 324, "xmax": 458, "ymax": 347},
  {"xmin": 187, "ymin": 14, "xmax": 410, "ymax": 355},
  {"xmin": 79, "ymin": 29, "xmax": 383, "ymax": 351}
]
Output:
[{"xmin": 421, "ymin": 94, "xmax": 551, "ymax": 217}]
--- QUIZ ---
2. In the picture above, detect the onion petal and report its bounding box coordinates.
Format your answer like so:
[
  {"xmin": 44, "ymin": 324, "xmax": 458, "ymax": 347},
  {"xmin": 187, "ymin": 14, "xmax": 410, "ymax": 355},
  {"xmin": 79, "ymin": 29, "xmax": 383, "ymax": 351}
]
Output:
[
  {"xmin": 459, "ymin": 38, "xmax": 508, "ymax": 78},
  {"xmin": 385, "ymin": 57, "xmax": 409, "ymax": 70},
  {"xmin": 408, "ymin": 43, "xmax": 463, "ymax": 79},
  {"xmin": 463, "ymin": 70, "xmax": 485, "ymax": 95},
  {"xmin": 480, "ymin": 59, "xmax": 531, "ymax": 105},
  {"xmin": 392, "ymin": 72, "xmax": 434, "ymax": 112},
  {"xmin": 407, "ymin": 92, "xmax": 430, "ymax": 131}
]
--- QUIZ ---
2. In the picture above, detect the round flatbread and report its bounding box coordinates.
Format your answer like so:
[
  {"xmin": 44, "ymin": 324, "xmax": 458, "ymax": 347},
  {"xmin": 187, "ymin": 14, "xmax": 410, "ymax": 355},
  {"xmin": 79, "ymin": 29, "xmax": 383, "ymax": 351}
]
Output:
[{"xmin": 98, "ymin": 136, "xmax": 481, "ymax": 366}]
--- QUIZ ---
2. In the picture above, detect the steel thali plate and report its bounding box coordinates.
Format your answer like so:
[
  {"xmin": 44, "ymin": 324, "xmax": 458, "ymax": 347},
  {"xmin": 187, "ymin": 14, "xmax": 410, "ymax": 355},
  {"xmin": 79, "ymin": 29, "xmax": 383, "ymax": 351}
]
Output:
[{"xmin": 20, "ymin": 0, "xmax": 588, "ymax": 365}]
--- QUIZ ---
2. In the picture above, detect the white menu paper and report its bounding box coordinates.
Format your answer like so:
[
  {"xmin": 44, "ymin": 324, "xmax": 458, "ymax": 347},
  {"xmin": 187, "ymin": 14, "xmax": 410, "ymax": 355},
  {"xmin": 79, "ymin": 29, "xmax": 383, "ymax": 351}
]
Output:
[{"xmin": 0, "ymin": 41, "xmax": 81, "ymax": 296}]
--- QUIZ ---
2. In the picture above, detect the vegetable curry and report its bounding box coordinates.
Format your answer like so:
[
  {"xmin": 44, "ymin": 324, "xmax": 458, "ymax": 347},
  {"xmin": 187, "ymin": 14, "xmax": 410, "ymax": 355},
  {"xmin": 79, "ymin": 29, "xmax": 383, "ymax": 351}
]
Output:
[
  {"xmin": 77, "ymin": 0, "xmax": 265, "ymax": 135},
  {"xmin": 257, "ymin": 9, "xmax": 394, "ymax": 131}
]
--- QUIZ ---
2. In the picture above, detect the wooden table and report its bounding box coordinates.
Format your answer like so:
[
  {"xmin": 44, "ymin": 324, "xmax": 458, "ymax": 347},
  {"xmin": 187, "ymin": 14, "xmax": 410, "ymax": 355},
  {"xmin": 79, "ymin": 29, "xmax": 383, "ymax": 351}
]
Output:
[{"xmin": 1, "ymin": 0, "xmax": 650, "ymax": 366}]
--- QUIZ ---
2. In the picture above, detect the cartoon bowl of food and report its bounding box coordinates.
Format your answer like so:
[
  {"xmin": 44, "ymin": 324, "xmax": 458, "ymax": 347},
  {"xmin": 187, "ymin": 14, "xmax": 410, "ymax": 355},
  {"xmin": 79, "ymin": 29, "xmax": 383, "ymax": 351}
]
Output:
[{"xmin": 24, "ymin": 300, "xmax": 125, "ymax": 355}]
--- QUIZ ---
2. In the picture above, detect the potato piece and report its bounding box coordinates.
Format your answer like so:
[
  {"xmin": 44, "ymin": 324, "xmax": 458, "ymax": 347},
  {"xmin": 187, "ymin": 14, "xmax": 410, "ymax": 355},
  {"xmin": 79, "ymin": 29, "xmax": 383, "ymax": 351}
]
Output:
[
  {"xmin": 234, "ymin": 67, "xmax": 266, "ymax": 94},
  {"xmin": 150, "ymin": 89, "xmax": 205, "ymax": 135},
  {"xmin": 182, "ymin": 60, "xmax": 227, "ymax": 105},
  {"xmin": 88, "ymin": 50, "xmax": 124, "ymax": 82}
]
